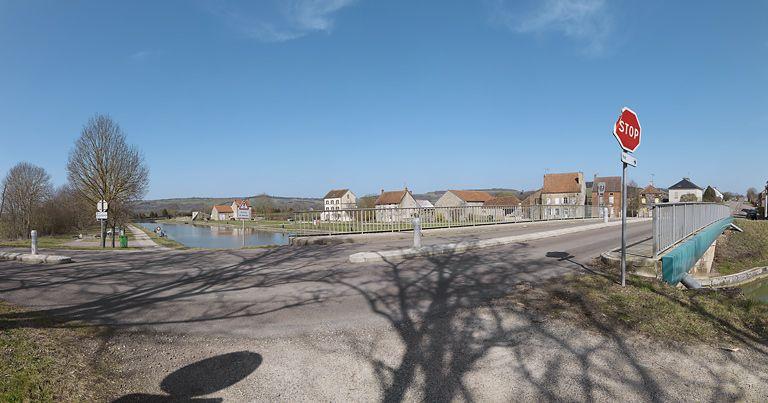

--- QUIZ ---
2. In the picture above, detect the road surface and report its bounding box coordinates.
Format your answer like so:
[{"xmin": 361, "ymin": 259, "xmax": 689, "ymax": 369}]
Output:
[{"xmin": 2, "ymin": 219, "xmax": 766, "ymax": 401}]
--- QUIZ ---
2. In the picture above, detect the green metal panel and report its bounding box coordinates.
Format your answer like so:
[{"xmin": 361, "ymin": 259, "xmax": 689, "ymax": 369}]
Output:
[{"xmin": 661, "ymin": 217, "xmax": 733, "ymax": 285}]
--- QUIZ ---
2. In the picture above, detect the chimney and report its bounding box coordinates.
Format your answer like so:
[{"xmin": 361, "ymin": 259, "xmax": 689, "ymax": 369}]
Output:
[{"xmin": 381, "ymin": 189, "xmax": 384, "ymax": 195}]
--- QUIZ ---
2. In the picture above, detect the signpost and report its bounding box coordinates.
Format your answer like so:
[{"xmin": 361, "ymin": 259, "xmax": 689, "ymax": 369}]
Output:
[
  {"xmin": 97, "ymin": 200, "xmax": 108, "ymax": 248},
  {"xmin": 237, "ymin": 201, "xmax": 251, "ymax": 247},
  {"xmin": 613, "ymin": 107, "xmax": 642, "ymax": 287}
]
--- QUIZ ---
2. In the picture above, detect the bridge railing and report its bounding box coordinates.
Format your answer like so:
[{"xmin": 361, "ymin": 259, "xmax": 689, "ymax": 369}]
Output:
[
  {"xmin": 652, "ymin": 202, "xmax": 731, "ymax": 257},
  {"xmin": 290, "ymin": 204, "xmax": 606, "ymax": 236}
]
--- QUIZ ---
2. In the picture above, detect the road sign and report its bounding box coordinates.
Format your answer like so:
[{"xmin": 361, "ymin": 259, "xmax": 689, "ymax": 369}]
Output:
[
  {"xmin": 96, "ymin": 211, "xmax": 108, "ymax": 220},
  {"xmin": 621, "ymin": 152, "xmax": 637, "ymax": 167},
  {"xmin": 97, "ymin": 200, "xmax": 108, "ymax": 212},
  {"xmin": 236, "ymin": 201, "xmax": 251, "ymax": 220},
  {"xmin": 613, "ymin": 107, "xmax": 641, "ymax": 153},
  {"xmin": 597, "ymin": 182, "xmax": 606, "ymax": 196}
]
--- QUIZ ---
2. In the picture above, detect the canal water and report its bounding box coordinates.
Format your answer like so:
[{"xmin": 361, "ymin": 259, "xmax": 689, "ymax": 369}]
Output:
[
  {"xmin": 139, "ymin": 222, "xmax": 289, "ymax": 249},
  {"xmin": 743, "ymin": 277, "xmax": 768, "ymax": 304}
]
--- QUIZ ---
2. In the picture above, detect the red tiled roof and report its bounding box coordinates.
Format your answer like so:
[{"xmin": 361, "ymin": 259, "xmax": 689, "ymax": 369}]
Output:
[
  {"xmin": 233, "ymin": 199, "xmax": 251, "ymax": 208},
  {"xmin": 543, "ymin": 173, "xmax": 582, "ymax": 193},
  {"xmin": 449, "ymin": 190, "xmax": 493, "ymax": 203},
  {"xmin": 375, "ymin": 190, "xmax": 408, "ymax": 205},
  {"xmin": 213, "ymin": 205, "xmax": 233, "ymax": 213},
  {"xmin": 641, "ymin": 184, "xmax": 664, "ymax": 195}
]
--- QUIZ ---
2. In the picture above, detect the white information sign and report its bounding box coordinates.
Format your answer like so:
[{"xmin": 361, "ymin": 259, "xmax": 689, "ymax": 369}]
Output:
[{"xmin": 96, "ymin": 211, "xmax": 108, "ymax": 220}]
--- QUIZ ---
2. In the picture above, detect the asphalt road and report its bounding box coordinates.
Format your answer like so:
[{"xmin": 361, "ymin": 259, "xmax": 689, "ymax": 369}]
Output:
[
  {"xmin": 0, "ymin": 220, "xmax": 652, "ymax": 338},
  {"xmin": 3, "ymin": 219, "xmax": 767, "ymax": 401}
]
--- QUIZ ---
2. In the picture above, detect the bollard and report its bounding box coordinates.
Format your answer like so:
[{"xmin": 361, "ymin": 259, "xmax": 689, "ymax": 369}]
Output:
[
  {"xmin": 30, "ymin": 230, "xmax": 38, "ymax": 255},
  {"xmin": 412, "ymin": 217, "xmax": 422, "ymax": 249},
  {"xmin": 603, "ymin": 207, "xmax": 609, "ymax": 223}
]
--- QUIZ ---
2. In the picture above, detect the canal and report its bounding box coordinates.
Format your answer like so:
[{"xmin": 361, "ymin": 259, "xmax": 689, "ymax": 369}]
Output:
[{"xmin": 138, "ymin": 222, "xmax": 290, "ymax": 249}]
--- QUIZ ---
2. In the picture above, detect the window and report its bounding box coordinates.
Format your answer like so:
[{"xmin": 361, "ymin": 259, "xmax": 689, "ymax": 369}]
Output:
[
  {"xmin": 563, "ymin": 196, "xmax": 569, "ymax": 204},
  {"xmin": 546, "ymin": 198, "xmax": 551, "ymax": 205},
  {"xmin": 609, "ymin": 196, "xmax": 615, "ymax": 204},
  {"xmin": 325, "ymin": 200, "xmax": 329, "ymax": 204}
]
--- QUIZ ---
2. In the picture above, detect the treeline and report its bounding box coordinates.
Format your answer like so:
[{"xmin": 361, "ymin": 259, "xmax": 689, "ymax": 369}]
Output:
[{"xmin": 0, "ymin": 115, "xmax": 148, "ymax": 245}]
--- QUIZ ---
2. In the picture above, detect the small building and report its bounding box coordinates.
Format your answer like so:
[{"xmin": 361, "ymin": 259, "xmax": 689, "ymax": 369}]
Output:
[
  {"xmin": 211, "ymin": 204, "xmax": 234, "ymax": 221},
  {"xmin": 639, "ymin": 183, "xmax": 666, "ymax": 217},
  {"xmin": 435, "ymin": 190, "xmax": 494, "ymax": 208},
  {"xmin": 541, "ymin": 172, "xmax": 587, "ymax": 219},
  {"xmin": 591, "ymin": 176, "xmax": 622, "ymax": 218},
  {"xmin": 668, "ymin": 178, "xmax": 703, "ymax": 203},
  {"xmin": 483, "ymin": 195, "xmax": 523, "ymax": 221},
  {"xmin": 374, "ymin": 188, "xmax": 419, "ymax": 222},
  {"xmin": 321, "ymin": 189, "xmax": 357, "ymax": 221}
]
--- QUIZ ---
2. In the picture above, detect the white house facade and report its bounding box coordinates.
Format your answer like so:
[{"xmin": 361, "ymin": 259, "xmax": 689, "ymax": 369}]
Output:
[
  {"xmin": 321, "ymin": 189, "xmax": 357, "ymax": 221},
  {"xmin": 668, "ymin": 178, "xmax": 703, "ymax": 203}
]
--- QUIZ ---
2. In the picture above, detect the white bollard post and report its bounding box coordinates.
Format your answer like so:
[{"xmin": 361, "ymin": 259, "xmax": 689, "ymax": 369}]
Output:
[
  {"xmin": 412, "ymin": 217, "xmax": 422, "ymax": 249},
  {"xmin": 603, "ymin": 207, "xmax": 609, "ymax": 223},
  {"xmin": 30, "ymin": 230, "xmax": 38, "ymax": 255}
]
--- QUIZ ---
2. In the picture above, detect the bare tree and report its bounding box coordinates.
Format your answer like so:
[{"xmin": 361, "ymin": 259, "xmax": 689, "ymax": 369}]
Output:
[
  {"xmin": 66, "ymin": 114, "xmax": 149, "ymax": 247},
  {"xmin": 746, "ymin": 187, "xmax": 758, "ymax": 205},
  {"xmin": 0, "ymin": 162, "xmax": 53, "ymax": 239}
]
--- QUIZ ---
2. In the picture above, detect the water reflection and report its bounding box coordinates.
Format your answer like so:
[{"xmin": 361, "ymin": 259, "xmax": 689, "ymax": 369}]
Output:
[
  {"xmin": 743, "ymin": 277, "xmax": 768, "ymax": 304},
  {"xmin": 139, "ymin": 222, "xmax": 289, "ymax": 249}
]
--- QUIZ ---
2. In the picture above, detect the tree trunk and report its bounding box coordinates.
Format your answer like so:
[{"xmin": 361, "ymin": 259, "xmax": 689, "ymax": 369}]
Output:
[{"xmin": 111, "ymin": 224, "xmax": 116, "ymax": 248}]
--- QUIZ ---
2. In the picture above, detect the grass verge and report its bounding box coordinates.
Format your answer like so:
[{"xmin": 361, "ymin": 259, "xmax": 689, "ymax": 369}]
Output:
[
  {"xmin": 713, "ymin": 219, "xmax": 768, "ymax": 275},
  {"xmin": 0, "ymin": 300, "xmax": 116, "ymax": 401},
  {"xmin": 505, "ymin": 263, "xmax": 768, "ymax": 345}
]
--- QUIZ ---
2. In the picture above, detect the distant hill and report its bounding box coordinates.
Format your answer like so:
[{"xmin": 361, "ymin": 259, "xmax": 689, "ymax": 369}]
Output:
[{"xmin": 134, "ymin": 195, "xmax": 322, "ymax": 214}]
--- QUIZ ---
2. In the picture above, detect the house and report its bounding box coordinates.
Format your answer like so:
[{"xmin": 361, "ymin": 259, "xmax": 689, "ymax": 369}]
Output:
[
  {"xmin": 211, "ymin": 204, "xmax": 233, "ymax": 221},
  {"xmin": 211, "ymin": 199, "xmax": 252, "ymax": 221},
  {"xmin": 638, "ymin": 183, "xmax": 666, "ymax": 217},
  {"xmin": 321, "ymin": 189, "xmax": 357, "ymax": 221},
  {"xmin": 668, "ymin": 178, "xmax": 703, "ymax": 202},
  {"xmin": 483, "ymin": 195, "xmax": 523, "ymax": 221},
  {"xmin": 703, "ymin": 186, "xmax": 724, "ymax": 202},
  {"xmin": 435, "ymin": 190, "xmax": 494, "ymax": 207},
  {"xmin": 375, "ymin": 188, "xmax": 420, "ymax": 222},
  {"xmin": 591, "ymin": 176, "xmax": 622, "ymax": 218},
  {"xmin": 541, "ymin": 172, "xmax": 587, "ymax": 219}
]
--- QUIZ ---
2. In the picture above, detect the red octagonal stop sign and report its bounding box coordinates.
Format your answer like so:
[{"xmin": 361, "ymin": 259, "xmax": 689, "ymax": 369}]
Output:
[{"xmin": 613, "ymin": 107, "xmax": 641, "ymax": 153}]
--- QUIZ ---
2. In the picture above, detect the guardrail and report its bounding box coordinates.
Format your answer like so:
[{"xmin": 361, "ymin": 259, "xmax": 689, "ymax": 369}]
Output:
[
  {"xmin": 291, "ymin": 205, "xmax": 607, "ymax": 236},
  {"xmin": 652, "ymin": 202, "xmax": 731, "ymax": 257}
]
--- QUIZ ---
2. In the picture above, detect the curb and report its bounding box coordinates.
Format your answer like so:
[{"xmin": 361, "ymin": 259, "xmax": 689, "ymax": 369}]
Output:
[
  {"xmin": 0, "ymin": 252, "xmax": 72, "ymax": 264},
  {"xmin": 349, "ymin": 218, "xmax": 650, "ymax": 263},
  {"xmin": 599, "ymin": 251, "xmax": 659, "ymax": 278},
  {"xmin": 696, "ymin": 266, "xmax": 768, "ymax": 288}
]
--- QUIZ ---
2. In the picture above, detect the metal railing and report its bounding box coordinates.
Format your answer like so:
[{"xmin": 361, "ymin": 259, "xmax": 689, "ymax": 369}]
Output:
[
  {"xmin": 290, "ymin": 205, "xmax": 607, "ymax": 236},
  {"xmin": 652, "ymin": 202, "xmax": 731, "ymax": 257}
]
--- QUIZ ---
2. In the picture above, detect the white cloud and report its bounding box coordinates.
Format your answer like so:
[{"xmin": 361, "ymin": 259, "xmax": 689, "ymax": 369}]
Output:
[
  {"xmin": 129, "ymin": 50, "xmax": 154, "ymax": 61},
  {"xmin": 488, "ymin": 0, "xmax": 612, "ymax": 55},
  {"xmin": 210, "ymin": 0, "xmax": 356, "ymax": 43}
]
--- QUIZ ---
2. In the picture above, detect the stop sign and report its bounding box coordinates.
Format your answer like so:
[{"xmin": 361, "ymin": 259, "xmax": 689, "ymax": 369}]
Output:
[{"xmin": 613, "ymin": 107, "xmax": 641, "ymax": 153}]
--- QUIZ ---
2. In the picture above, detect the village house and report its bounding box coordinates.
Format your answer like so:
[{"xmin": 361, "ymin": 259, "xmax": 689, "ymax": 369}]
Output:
[
  {"xmin": 321, "ymin": 189, "xmax": 357, "ymax": 221},
  {"xmin": 435, "ymin": 190, "xmax": 494, "ymax": 222},
  {"xmin": 668, "ymin": 178, "xmax": 703, "ymax": 202},
  {"xmin": 482, "ymin": 194, "xmax": 523, "ymax": 221},
  {"xmin": 638, "ymin": 183, "xmax": 667, "ymax": 217},
  {"xmin": 541, "ymin": 172, "xmax": 587, "ymax": 219},
  {"xmin": 210, "ymin": 199, "xmax": 251, "ymax": 221},
  {"xmin": 591, "ymin": 176, "xmax": 622, "ymax": 218},
  {"xmin": 375, "ymin": 188, "xmax": 419, "ymax": 222}
]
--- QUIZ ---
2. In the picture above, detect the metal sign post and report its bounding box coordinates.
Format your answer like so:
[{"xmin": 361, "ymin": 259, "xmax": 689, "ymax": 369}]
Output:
[
  {"xmin": 236, "ymin": 200, "xmax": 252, "ymax": 248},
  {"xmin": 613, "ymin": 107, "xmax": 642, "ymax": 287},
  {"xmin": 97, "ymin": 200, "xmax": 108, "ymax": 249}
]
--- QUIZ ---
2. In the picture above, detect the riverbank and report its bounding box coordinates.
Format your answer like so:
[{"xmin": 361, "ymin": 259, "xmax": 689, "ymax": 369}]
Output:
[
  {"xmin": 133, "ymin": 223, "xmax": 186, "ymax": 249},
  {"xmin": 713, "ymin": 219, "xmax": 768, "ymax": 275}
]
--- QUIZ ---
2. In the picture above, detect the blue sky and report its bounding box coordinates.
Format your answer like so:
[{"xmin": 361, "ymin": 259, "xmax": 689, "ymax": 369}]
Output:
[{"xmin": 1, "ymin": 0, "xmax": 766, "ymax": 199}]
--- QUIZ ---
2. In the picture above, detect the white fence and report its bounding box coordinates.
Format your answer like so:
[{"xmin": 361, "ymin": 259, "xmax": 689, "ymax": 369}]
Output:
[
  {"xmin": 291, "ymin": 205, "xmax": 605, "ymax": 236},
  {"xmin": 652, "ymin": 202, "xmax": 731, "ymax": 257}
]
